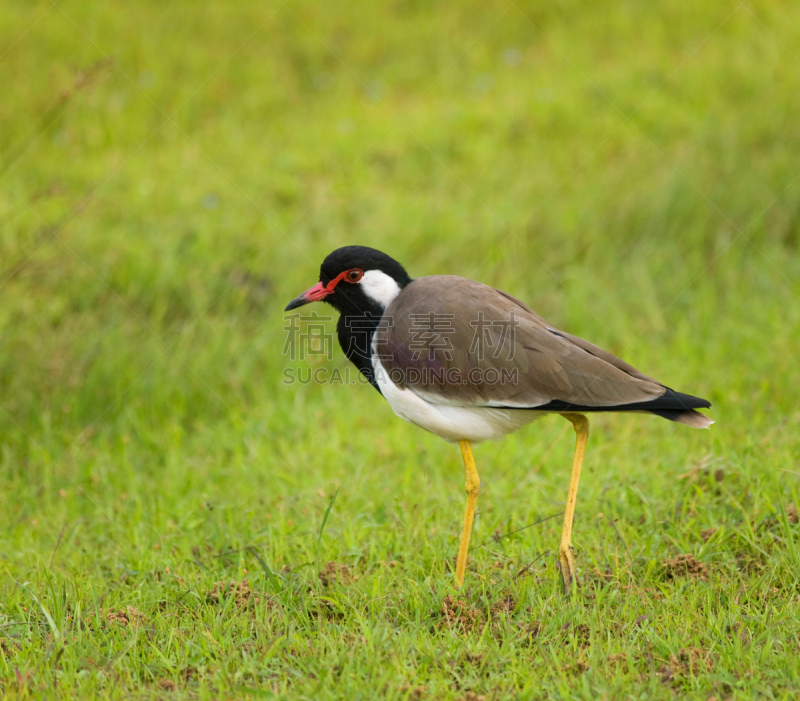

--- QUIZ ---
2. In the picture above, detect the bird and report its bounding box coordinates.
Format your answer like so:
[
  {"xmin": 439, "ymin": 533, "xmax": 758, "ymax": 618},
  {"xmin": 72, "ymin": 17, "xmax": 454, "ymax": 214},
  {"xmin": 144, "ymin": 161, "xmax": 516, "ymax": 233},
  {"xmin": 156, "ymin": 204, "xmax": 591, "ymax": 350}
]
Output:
[{"xmin": 284, "ymin": 245, "xmax": 712, "ymax": 592}]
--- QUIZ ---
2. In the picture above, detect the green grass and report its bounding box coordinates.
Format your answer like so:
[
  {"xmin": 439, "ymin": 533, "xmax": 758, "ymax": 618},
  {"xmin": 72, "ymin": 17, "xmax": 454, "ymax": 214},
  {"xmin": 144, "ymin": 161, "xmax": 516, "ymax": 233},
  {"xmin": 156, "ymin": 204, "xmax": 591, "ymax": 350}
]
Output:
[{"xmin": 2, "ymin": 0, "xmax": 800, "ymax": 698}]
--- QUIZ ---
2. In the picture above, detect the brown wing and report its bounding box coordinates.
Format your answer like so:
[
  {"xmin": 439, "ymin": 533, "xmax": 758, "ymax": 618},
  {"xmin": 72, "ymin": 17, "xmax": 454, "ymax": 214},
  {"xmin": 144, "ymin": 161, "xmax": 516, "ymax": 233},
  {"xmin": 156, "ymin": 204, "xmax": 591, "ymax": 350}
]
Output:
[{"xmin": 375, "ymin": 276, "xmax": 666, "ymax": 408}]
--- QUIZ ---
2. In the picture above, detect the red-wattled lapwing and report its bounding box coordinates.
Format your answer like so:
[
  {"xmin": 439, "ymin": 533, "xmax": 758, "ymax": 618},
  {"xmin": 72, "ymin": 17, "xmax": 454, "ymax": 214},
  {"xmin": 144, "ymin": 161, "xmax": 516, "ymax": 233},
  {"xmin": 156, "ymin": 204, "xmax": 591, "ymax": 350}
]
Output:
[{"xmin": 285, "ymin": 246, "xmax": 712, "ymax": 592}]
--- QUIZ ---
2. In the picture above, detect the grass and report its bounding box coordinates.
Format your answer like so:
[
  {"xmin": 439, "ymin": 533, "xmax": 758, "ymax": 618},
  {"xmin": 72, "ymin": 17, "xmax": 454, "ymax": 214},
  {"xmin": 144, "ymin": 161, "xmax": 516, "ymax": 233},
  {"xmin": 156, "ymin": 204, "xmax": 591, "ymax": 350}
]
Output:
[{"xmin": 2, "ymin": 0, "xmax": 800, "ymax": 698}]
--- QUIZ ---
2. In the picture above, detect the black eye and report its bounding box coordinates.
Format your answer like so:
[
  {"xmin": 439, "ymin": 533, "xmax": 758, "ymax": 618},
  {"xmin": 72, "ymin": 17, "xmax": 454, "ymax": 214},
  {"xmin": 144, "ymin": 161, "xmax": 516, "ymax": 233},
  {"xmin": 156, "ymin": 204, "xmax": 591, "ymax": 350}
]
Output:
[{"xmin": 346, "ymin": 269, "xmax": 363, "ymax": 283}]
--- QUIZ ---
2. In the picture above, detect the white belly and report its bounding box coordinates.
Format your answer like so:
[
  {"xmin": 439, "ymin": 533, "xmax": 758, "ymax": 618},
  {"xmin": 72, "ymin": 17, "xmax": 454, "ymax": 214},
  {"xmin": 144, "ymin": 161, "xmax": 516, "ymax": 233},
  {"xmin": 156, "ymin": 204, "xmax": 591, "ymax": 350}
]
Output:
[{"xmin": 373, "ymin": 358, "xmax": 542, "ymax": 443}]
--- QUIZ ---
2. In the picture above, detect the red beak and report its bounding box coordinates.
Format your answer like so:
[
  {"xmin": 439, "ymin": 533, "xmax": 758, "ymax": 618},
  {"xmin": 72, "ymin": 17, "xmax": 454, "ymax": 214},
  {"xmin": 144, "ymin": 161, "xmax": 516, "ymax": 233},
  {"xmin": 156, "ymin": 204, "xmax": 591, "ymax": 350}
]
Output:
[{"xmin": 284, "ymin": 282, "xmax": 331, "ymax": 311}]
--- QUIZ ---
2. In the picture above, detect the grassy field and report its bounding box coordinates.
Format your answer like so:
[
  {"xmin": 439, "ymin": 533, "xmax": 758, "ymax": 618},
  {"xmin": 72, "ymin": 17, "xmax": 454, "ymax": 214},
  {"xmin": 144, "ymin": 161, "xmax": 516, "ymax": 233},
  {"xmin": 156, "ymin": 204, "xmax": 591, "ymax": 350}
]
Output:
[{"xmin": 2, "ymin": 0, "xmax": 800, "ymax": 698}]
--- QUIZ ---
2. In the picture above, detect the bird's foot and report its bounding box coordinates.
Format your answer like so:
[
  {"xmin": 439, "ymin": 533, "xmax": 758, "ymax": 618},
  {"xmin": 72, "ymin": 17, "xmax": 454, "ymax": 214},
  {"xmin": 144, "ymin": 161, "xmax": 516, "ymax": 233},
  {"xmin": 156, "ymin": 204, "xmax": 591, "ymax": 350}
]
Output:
[{"xmin": 558, "ymin": 544, "xmax": 580, "ymax": 594}]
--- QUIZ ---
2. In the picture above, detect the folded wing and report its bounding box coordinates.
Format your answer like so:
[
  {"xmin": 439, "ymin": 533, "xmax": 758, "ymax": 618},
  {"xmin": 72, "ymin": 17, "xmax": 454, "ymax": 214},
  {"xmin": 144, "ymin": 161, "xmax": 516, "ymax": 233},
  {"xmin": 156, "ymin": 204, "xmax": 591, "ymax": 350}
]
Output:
[{"xmin": 375, "ymin": 276, "xmax": 671, "ymax": 410}]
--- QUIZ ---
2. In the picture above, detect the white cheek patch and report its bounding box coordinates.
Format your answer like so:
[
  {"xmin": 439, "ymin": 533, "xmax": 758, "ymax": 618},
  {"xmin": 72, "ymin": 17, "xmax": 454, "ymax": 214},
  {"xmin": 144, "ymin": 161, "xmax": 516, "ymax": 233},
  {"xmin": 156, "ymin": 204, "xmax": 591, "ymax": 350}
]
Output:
[{"xmin": 360, "ymin": 269, "xmax": 401, "ymax": 308}]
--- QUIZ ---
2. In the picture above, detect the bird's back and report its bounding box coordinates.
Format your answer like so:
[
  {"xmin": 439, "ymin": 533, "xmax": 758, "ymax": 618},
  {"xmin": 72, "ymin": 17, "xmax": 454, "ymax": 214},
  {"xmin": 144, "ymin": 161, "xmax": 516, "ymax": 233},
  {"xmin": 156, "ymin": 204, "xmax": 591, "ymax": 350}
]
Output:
[{"xmin": 376, "ymin": 275, "xmax": 711, "ymax": 427}]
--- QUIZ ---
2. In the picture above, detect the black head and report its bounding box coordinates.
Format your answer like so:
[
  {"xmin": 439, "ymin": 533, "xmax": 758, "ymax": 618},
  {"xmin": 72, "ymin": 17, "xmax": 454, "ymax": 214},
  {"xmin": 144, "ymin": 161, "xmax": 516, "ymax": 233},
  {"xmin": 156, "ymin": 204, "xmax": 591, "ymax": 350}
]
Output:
[{"xmin": 285, "ymin": 246, "xmax": 413, "ymax": 315}]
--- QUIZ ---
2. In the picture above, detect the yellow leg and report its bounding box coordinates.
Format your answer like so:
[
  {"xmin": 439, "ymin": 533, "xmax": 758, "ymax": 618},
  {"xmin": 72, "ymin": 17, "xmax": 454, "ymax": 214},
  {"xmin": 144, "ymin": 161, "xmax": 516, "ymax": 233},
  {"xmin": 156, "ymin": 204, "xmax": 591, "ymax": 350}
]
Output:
[
  {"xmin": 454, "ymin": 439, "xmax": 480, "ymax": 587},
  {"xmin": 558, "ymin": 413, "xmax": 590, "ymax": 593}
]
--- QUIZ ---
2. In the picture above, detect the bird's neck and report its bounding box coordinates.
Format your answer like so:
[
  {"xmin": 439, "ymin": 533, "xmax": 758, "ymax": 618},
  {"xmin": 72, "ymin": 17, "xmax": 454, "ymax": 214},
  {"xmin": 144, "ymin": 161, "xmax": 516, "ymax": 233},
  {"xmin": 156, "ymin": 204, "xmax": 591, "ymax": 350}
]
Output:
[{"xmin": 336, "ymin": 310, "xmax": 384, "ymax": 392}]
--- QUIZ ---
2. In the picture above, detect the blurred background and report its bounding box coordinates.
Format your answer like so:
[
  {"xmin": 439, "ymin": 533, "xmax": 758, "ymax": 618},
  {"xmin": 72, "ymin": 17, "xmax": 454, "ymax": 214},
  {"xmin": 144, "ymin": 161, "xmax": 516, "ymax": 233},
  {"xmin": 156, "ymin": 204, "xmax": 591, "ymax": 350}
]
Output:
[
  {"xmin": 3, "ymin": 1, "xmax": 800, "ymax": 694},
  {"xmin": 2, "ymin": 0, "xmax": 799, "ymax": 622}
]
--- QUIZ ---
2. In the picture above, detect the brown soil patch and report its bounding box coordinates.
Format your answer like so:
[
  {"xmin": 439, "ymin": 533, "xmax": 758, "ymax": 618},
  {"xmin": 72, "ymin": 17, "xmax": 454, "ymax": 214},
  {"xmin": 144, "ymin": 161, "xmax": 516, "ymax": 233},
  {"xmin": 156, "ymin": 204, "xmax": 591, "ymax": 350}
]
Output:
[
  {"xmin": 608, "ymin": 652, "xmax": 627, "ymax": 665},
  {"xmin": 662, "ymin": 554, "xmax": 708, "ymax": 581},
  {"xmin": 319, "ymin": 561, "xmax": 353, "ymax": 586},
  {"xmin": 398, "ymin": 684, "xmax": 425, "ymax": 699},
  {"xmin": 461, "ymin": 693, "xmax": 486, "ymax": 701},
  {"xmin": 437, "ymin": 594, "xmax": 516, "ymax": 634},
  {"xmin": 104, "ymin": 607, "xmax": 147, "ymax": 628},
  {"xmin": 660, "ymin": 647, "xmax": 714, "ymax": 683},
  {"xmin": 206, "ymin": 580, "xmax": 261, "ymax": 607},
  {"xmin": 179, "ymin": 666, "xmax": 198, "ymax": 681},
  {"xmin": 490, "ymin": 595, "xmax": 514, "ymax": 616},
  {"xmin": 569, "ymin": 623, "xmax": 591, "ymax": 649},
  {"xmin": 438, "ymin": 596, "xmax": 484, "ymax": 633},
  {"xmin": 562, "ymin": 659, "xmax": 590, "ymax": 675},
  {"xmin": 701, "ymin": 528, "xmax": 717, "ymax": 542},
  {"xmin": 157, "ymin": 679, "xmax": 177, "ymax": 692},
  {"xmin": 788, "ymin": 504, "xmax": 798, "ymax": 524}
]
